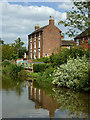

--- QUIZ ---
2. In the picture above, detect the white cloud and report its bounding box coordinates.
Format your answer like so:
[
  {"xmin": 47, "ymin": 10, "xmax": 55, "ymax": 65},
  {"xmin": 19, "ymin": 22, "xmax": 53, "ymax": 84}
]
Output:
[
  {"xmin": 2, "ymin": 2, "xmax": 67, "ymax": 48},
  {"xmin": 58, "ymin": 3, "xmax": 73, "ymax": 10}
]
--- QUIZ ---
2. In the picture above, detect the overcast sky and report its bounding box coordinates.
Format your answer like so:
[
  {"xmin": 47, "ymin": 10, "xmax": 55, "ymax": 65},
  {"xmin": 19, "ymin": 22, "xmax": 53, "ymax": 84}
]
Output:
[{"xmin": 1, "ymin": 1, "xmax": 74, "ymax": 49}]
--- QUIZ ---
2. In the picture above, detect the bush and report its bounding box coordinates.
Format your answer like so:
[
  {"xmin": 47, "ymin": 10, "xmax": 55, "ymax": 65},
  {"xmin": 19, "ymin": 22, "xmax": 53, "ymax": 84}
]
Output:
[
  {"xmin": 52, "ymin": 55, "xmax": 89, "ymax": 91},
  {"xmin": 49, "ymin": 46, "xmax": 89, "ymax": 67},
  {"xmin": 69, "ymin": 46, "xmax": 88, "ymax": 58},
  {"xmin": 43, "ymin": 57, "xmax": 50, "ymax": 63},
  {"xmin": 2, "ymin": 61, "xmax": 10, "ymax": 67},
  {"xmin": 36, "ymin": 66, "xmax": 55, "ymax": 82},
  {"xmin": 2, "ymin": 63, "xmax": 25, "ymax": 79},
  {"xmin": 50, "ymin": 49, "xmax": 70, "ymax": 67},
  {"xmin": 33, "ymin": 63, "xmax": 47, "ymax": 72}
]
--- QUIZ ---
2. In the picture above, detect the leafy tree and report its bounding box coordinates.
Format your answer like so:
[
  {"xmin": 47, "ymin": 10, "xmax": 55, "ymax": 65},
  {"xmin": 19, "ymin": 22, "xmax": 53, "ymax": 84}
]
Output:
[
  {"xmin": 11, "ymin": 37, "xmax": 26, "ymax": 58},
  {"xmin": 2, "ymin": 44, "xmax": 15, "ymax": 61},
  {"xmin": 58, "ymin": 0, "xmax": 89, "ymax": 37},
  {"xmin": 0, "ymin": 38, "xmax": 4, "ymax": 46}
]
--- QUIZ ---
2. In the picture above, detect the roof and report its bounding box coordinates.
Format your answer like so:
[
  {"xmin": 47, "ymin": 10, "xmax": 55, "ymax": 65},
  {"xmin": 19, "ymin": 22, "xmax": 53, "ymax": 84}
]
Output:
[
  {"xmin": 74, "ymin": 27, "xmax": 90, "ymax": 39},
  {"xmin": 28, "ymin": 25, "xmax": 49, "ymax": 36},
  {"xmin": 61, "ymin": 40, "xmax": 74, "ymax": 46}
]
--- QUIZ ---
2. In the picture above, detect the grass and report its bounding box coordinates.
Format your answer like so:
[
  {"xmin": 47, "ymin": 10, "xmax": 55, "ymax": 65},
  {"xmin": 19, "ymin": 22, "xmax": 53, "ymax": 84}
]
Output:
[{"xmin": 26, "ymin": 71, "xmax": 39, "ymax": 77}]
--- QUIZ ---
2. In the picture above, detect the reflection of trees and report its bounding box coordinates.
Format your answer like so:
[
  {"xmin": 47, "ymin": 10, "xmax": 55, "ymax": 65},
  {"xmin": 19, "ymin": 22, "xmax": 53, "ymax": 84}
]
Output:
[
  {"xmin": 2, "ymin": 74, "xmax": 24, "ymax": 97},
  {"xmin": 52, "ymin": 88, "xmax": 88, "ymax": 118},
  {"xmin": 34, "ymin": 81, "xmax": 88, "ymax": 118}
]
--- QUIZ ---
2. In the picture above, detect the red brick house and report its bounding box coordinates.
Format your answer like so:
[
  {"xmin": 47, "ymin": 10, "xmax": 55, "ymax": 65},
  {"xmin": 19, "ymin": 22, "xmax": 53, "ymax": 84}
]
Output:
[
  {"xmin": 28, "ymin": 16, "xmax": 62, "ymax": 59},
  {"xmin": 74, "ymin": 27, "xmax": 90, "ymax": 49}
]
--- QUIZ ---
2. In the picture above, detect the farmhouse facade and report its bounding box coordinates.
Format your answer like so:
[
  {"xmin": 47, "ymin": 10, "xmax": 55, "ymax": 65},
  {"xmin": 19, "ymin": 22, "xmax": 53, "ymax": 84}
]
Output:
[
  {"xmin": 28, "ymin": 16, "xmax": 62, "ymax": 59},
  {"xmin": 74, "ymin": 27, "xmax": 90, "ymax": 49}
]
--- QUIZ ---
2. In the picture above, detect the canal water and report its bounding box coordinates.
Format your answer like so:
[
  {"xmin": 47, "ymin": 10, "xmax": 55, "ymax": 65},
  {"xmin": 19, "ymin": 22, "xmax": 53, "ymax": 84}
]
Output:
[{"xmin": 2, "ymin": 79, "xmax": 89, "ymax": 118}]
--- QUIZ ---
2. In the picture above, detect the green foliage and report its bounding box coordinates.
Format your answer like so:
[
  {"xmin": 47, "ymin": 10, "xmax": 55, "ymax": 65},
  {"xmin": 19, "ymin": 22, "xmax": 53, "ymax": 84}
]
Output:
[
  {"xmin": 2, "ymin": 61, "xmax": 10, "ymax": 67},
  {"xmin": 34, "ymin": 81, "xmax": 88, "ymax": 118},
  {"xmin": 0, "ymin": 38, "xmax": 4, "ymax": 46},
  {"xmin": 58, "ymin": 1, "xmax": 89, "ymax": 37},
  {"xmin": 52, "ymin": 55, "xmax": 89, "ymax": 91},
  {"xmin": 33, "ymin": 63, "xmax": 47, "ymax": 72},
  {"xmin": 2, "ymin": 44, "xmax": 15, "ymax": 61},
  {"xmin": 51, "ymin": 87, "xmax": 88, "ymax": 117},
  {"xmin": 33, "ymin": 57, "xmax": 46, "ymax": 62},
  {"xmin": 2, "ymin": 62, "xmax": 25, "ymax": 79},
  {"xmin": 2, "ymin": 37, "xmax": 27, "ymax": 61},
  {"xmin": 43, "ymin": 57, "xmax": 50, "ymax": 63},
  {"xmin": 36, "ymin": 66, "xmax": 55, "ymax": 83},
  {"xmin": 11, "ymin": 37, "xmax": 26, "ymax": 58},
  {"xmin": 27, "ymin": 72, "xmax": 38, "ymax": 77},
  {"xmin": 49, "ymin": 46, "xmax": 88, "ymax": 67}
]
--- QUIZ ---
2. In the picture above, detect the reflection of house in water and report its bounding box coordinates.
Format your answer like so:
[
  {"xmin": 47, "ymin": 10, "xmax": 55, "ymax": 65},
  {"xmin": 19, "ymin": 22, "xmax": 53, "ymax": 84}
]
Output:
[{"xmin": 28, "ymin": 82, "xmax": 59, "ymax": 118}]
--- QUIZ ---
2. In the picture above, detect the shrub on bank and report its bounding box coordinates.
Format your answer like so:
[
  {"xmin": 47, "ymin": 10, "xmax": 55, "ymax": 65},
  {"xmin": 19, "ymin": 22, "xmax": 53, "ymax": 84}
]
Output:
[
  {"xmin": 2, "ymin": 62, "xmax": 25, "ymax": 79},
  {"xmin": 49, "ymin": 46, "xmax": 89, "ymax": 67},
  {"xmin": 2, "ymin": 61, "xmax": 11, "ymax": 67},
  {"xmin": 37, "ymin": 66, "xmax": 55, "ymax": 82},
  {"xmin": 33, "ymin": 63, "xmax": 47, "ymax": 72},
  {"xmin": 52, "ymin": 55, "xmax": 89, "ymax": 91}
]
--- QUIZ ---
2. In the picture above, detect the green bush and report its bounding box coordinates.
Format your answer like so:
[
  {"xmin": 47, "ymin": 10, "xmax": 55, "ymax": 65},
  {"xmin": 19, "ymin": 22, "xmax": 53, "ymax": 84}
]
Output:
[
  {"xmin": 69, "ymin": 46, "xmax": 88, "ymax": 58},
  {"xmin": 33, "ymin": 57, "xmax": 46, "ymax": 62},
  {"xmin": 49, "ymin": 46, "xmax": 88, "ymax": 67},
  {"xmin": 36, "ymin": 66, "xmax": 55, "ymax": 82},
  {"xmin": 43, "ymin": 57, "xmax": 50, "ymax": 63},
  {"xmin": 33, "ymin": 63, "xmax": 47, "ymax": 72},
  {"xmin": 50, "ymin": 49, "xmax": 70, "ymax": 67},
  {"xmin": 52, "ymin": 55, "xmax": 89, "ymax": 91},
  {"xmin": 2, "ymin": 61, "xmax": 10, "ymax": 67},
  {"xmin": 2, "ymin": 63, "xmax": 25, "ymax": 79}
]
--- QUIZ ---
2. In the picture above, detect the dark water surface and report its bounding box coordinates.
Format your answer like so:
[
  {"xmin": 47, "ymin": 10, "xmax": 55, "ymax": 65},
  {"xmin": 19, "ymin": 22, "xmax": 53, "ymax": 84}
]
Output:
[{"xmin": 2, "ymin": 79, "xmax": 89, "ymax": 118}]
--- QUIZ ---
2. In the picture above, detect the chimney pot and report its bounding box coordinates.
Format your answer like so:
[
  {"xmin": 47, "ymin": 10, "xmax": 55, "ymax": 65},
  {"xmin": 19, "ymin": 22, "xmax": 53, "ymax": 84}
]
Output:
[
  {"xmin": 35, "ymin": 24, "xmax": 39, "ymax": 30},
  {"xmin": 49, "ymin": 16, "xmax": 54, "ymax": 25}
]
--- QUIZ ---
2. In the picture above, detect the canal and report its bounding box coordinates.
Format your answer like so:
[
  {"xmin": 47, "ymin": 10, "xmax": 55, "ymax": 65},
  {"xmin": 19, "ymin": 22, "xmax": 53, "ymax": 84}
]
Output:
[{"xmin": 2, "ymin": 79, "xmax": 89, "ymax": 118}]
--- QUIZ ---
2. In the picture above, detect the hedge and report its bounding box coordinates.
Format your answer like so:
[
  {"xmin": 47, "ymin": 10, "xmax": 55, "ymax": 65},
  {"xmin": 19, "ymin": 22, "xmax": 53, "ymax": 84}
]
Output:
[{"xmin": 33, "ymin": 63, "xmax": 47, "ymax": 72}]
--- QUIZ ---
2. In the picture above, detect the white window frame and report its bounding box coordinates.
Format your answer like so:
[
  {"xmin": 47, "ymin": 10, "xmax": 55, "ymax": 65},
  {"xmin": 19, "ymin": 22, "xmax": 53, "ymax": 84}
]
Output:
[
  {"xmin": 76, "ymin": 39, "xmax": 79, "ymax": 46},
  {"xmin": 38, "ymin": 49, "xmax": 40, "ymax": 58},
  {"xmin": 39, "ymin": 32, "xmax": 40, "ymax": 37},
  {"xmin": 34, "ymin": 50, "xmax": 36, "ymax": 59},
  {"xmin": 30, "ymin": 42, "xmax": 32, "ymax": 49},
  {"xmin": 30, "ymin": 52, "xmax": 32, "ymax": 59},
  {"xmin": 82, "ymin": 38, "xmax": 85, "ymax": 43},
  {"xmin": 34, "ymin": 41, "xmax": 36, "ymax": 48},
  {"xmin": 38, "ymin": 40, "xmax": 40, "ymax": 48}
]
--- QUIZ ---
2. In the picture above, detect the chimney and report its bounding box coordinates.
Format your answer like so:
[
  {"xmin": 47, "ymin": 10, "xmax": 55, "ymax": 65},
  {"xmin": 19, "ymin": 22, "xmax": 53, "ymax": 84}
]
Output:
[
  {"xmin": 35, "ymin": 24, "xmax": 39, "ymax": 30},
  {"xmin": 49, "ymin": 16, "xmax": 54, "ymax": 25}
]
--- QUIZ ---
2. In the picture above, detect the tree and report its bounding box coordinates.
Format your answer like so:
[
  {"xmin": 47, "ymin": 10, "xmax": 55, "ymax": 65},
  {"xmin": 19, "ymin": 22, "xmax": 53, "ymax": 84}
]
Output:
[
  {"xmin": 11, "ymin": 37, "xmax": 26, "ymax": 58},
  {"xmin": 2, "ymin": 44, "xmax": 15, "ymax": 61},
  {"xmin": 58, "ymin": 0, "xmax": 89, "ymax": 37},
  {"xmin": 0, "ymin": 38, "xmax": 4, "ymax": 46}
]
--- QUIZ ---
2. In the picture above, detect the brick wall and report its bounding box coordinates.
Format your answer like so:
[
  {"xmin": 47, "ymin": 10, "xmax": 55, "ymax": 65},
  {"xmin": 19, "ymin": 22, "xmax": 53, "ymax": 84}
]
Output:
[
  {"xmin": 28, "ymin": 17, "xmax": 62, "ymax": 59},
  {"xmin": 74, "ymin": 37, "xmax": 89, "ymax": 50},
  {"xmin": 43, "ymin": 25, "xmax": 61, "ymax": 56}
]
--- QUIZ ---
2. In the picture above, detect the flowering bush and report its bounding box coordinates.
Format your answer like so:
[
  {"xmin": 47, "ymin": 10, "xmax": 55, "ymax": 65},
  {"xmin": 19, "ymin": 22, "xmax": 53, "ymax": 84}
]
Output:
[{"xmin": 52, "ymin": 55, "xmax": 89, "ymax": 91}]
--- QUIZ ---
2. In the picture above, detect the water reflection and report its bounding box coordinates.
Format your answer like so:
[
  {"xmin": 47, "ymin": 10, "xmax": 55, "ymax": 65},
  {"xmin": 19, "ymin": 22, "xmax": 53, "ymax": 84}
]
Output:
[
  {"xmin": 2, "ymin": 75, "xmax": 24, "ymax": 97},
  {"xmin": 28, "ymin": 81, "xmax": 59, "ymax": 117},
  {"xmin": 2, "ymin": 76, "xmax": 89, "ymax": 118},
  {"xmin": 27, "ymin": 81, "xmax": 88, "ymax": 118}
]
